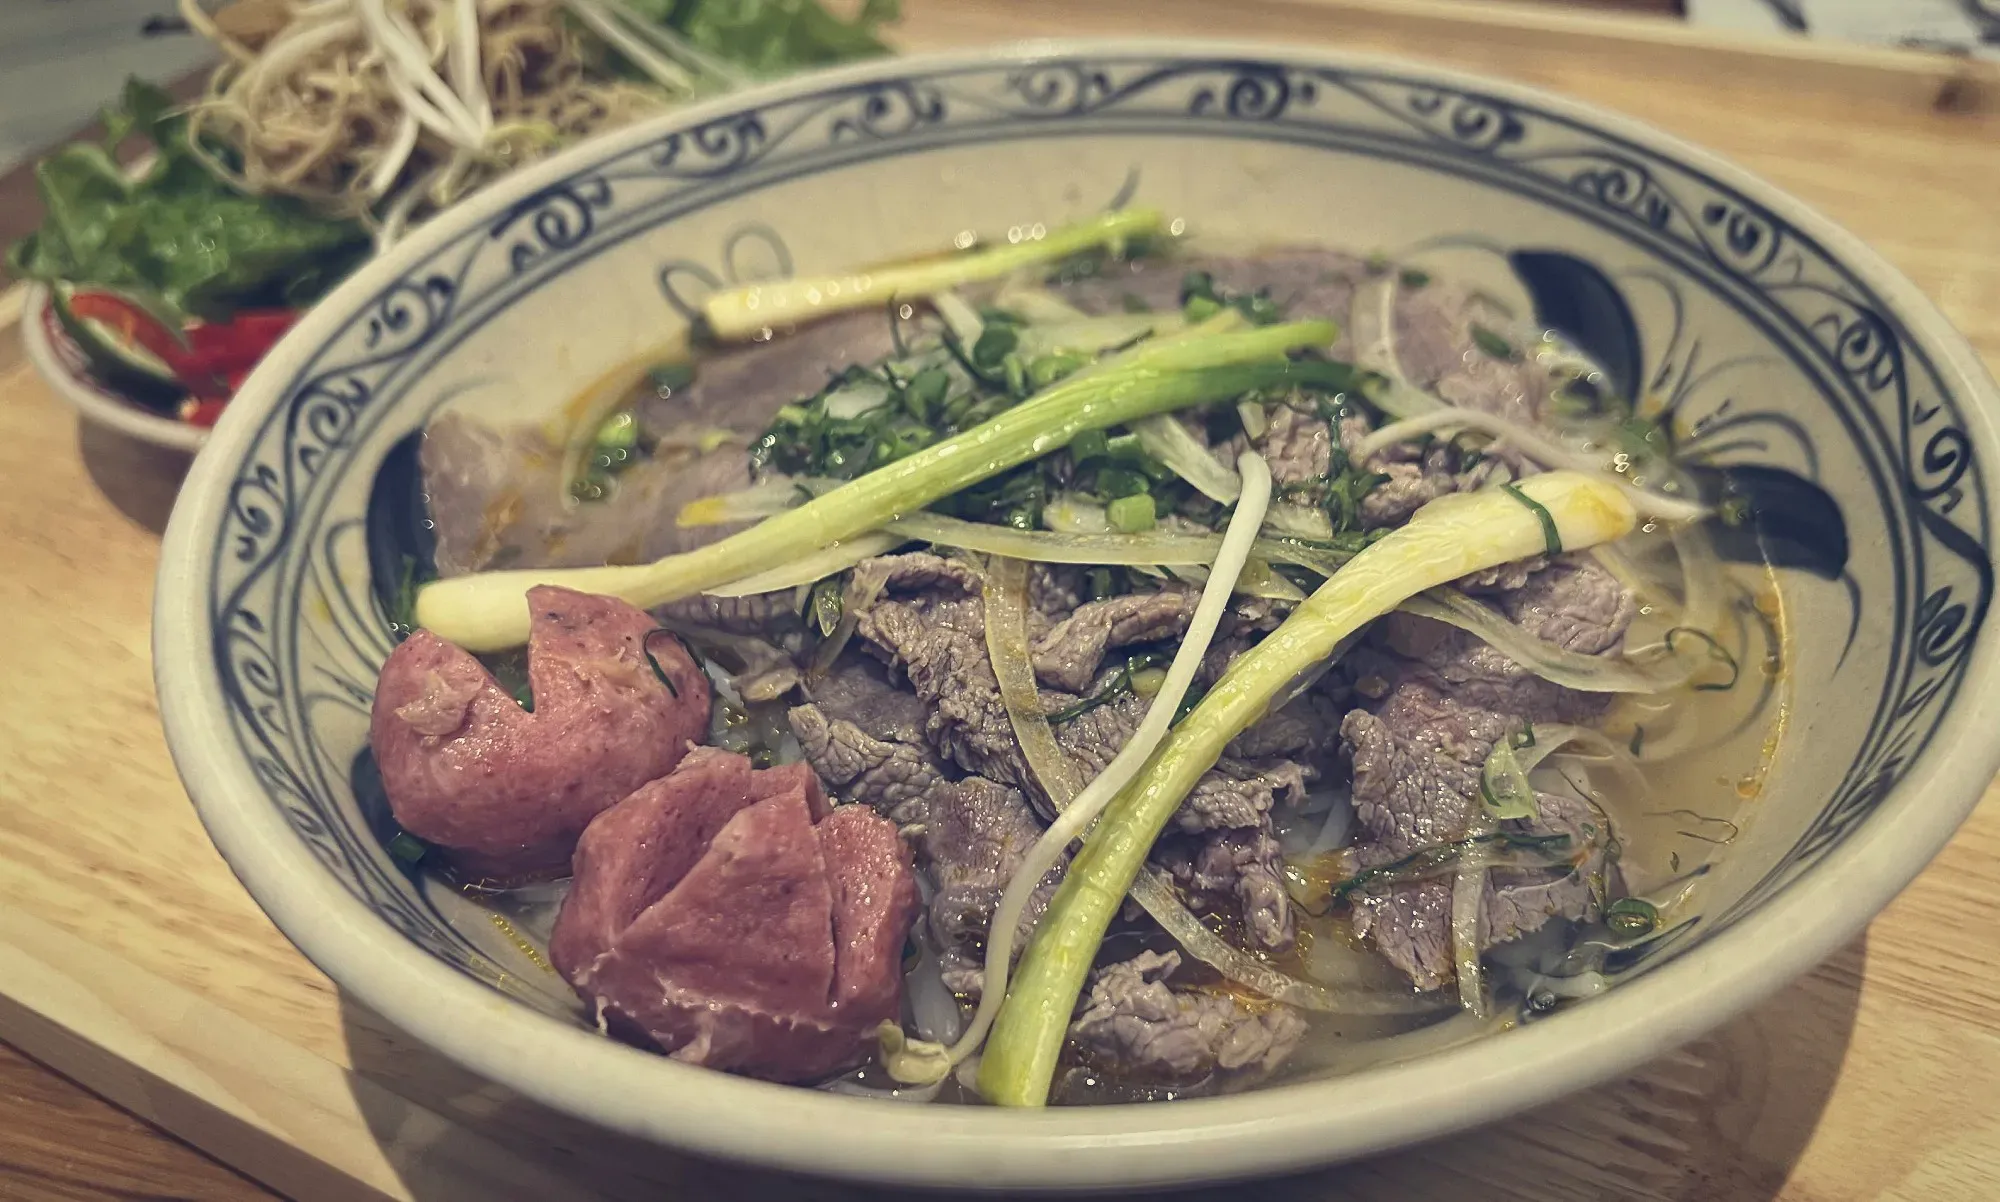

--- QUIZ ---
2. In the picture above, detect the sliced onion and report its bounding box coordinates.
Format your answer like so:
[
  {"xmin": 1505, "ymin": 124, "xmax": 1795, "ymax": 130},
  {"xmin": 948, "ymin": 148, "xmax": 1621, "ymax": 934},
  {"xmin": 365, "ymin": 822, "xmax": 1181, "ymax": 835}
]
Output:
[
  {"xmin": 930, "ymin": 289, "xmax": 984, "ymax": 345},
  {"xmin": 1018, "ymin": 313, "xmax": 1179, "ymax": 361},
  {"xmin": 808, "ymin": 562, "xmax": 889, "ymax": 679},
  {"xmin": 821, "ymin": 379, "xmax": 893, "ymax": 420},
  {"xmin": 1237, "ymin": 400, "xmax": 1269, "ymax": 441},
  {"xmin": 892, "ymin": 512, "xmax": 1224, "ymax": 566},
  {"xmin": 1134, "ymin": 415, "xmax": 1242, "ymax": 503},
  {"xmin": 1042, "ymin": 494, "xmax": 1111, "ymax": 534},
  {"xmin": 891, "ymin": 511, "xmax": 1348, "ymax": 586},
  {"xmin": 1261, "ymin": 502, "xmax": 1335, "ymax": 540},
  {"xmin": 1451, "ymin": 842, "xmax": 1493, "ymax": 1017},
  {"xmin": 1355, "ymin": 408, "xmax": 1710, "ymax": 523},
  {"xmin": 678, "ymin": 476, "xmax": 837, "ymax": 527},
  {"xmin": 1348, "ymin": 273, "xmax": 1442, "ymax": 421},
  {"xmin": 705, "ymin": 531, "xmax": 903, "ymax": 597},
  {"xmin": 992, "ymin": 279, "xmax": 1089, "ymax": 325},
  {"xmin": 1478, "ymin": 738, "xmax": 1537, "ymax": 821},
  {"xmin": 1671, "ymin": 524, "xmax": 1724, "ymax": 637},
  {"xmin": 984, "ymin": 554, "xmax": 1088, "ymax": 803},
  {"xmin": 821, "ymin": 1063, "xmax": 945, "ymax": 1104},
  {"xmin": 1400, "ymin": 588, "xmax": 1691, "ymax": 694}
]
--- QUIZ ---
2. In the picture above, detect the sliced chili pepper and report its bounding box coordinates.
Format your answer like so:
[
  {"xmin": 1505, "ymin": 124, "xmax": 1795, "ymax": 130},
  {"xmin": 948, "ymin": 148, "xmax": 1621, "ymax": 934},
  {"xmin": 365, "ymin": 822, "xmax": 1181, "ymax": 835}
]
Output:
[
  {"xmin": 185, "ymin": 309, "xmax": 297, "ymax": 367},
  {"xmin": 62, "ymin": 291, "xmax": 186, "ymax": 362}
]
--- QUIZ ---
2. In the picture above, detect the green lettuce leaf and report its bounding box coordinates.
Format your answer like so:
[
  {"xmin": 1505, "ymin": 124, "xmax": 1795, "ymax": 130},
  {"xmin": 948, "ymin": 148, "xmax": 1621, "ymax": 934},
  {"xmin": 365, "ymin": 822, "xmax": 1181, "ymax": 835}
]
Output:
[
  {"xmin": 6, "ymin": 79, "xmax": 370, "ymax": 322},
  {"xmin": 631, "ymin": 0, "xmax": 898, "ymax": 75}
]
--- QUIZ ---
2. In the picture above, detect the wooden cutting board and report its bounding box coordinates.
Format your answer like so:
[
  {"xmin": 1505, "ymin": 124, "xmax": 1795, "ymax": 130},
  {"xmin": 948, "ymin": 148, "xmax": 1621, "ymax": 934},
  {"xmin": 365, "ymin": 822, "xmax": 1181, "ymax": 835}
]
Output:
[{"xmin": 3, "ymin": 2, "xmax": 1999, "ymax": 1199}]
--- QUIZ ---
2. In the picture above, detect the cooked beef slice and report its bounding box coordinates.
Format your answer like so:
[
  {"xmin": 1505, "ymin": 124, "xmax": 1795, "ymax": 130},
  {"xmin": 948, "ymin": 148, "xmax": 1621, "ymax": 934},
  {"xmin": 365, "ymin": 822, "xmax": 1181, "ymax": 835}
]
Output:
[
  {"xmin": 1069, "ymin": 951, "xmax": 1307, "ymax": 1085},
  {"xmin": 422, "ymin": 412, "xmax": 758, "ymax": 578},
  {"xmin": 1031, "ymin": 588, "xmax": 1197, "ymax": 693},
  {"xmin": 635, "ymin": 309, "xmax": 902, "ymax": 445},
  {"xmin": 1156, "ymin": 826, "xmax": 1293, "ymax": 951},
  {"xmin": 424, "ymin": 309, "xmax": 899, "ymax": 577},
  {"xmin": 787, "ymin": 655, "xmax": 950, "ymax": 825},
  {"xmin": 1350, "ymin": 792, "xmax": 1611, "ymax": 990},
  {"xmin": 654, "ymin": 590, "xmax": 803, "ymax": 638},
  {"xmin": 1338, "ymin": 556, "xmax": 1634, "ymax": 986},
  {"xmin": 550, "ymin": 748, "xmax": 918, "ymax": 1082},
  {"xmin": 1054, "ymin": 250, "xmax": 1366, "ymax": 347},
  {"xmin": 1258, "ymin": 403, "xmax": 1334, "ymax": 487},
  {"xmin": 921, "ymin": 776, "xmax": 1067, "ymax": 997},
  {"xmin": 851, "ymin": 554, "xmax": 1311, "ymax": 949},
  {"xmin": 370, "ymin": 587, "xmax": 710, "ymax": 881},
  {"xmin": 1391, "ymin": 281, "xmax": 1552, "ymax": 427}
]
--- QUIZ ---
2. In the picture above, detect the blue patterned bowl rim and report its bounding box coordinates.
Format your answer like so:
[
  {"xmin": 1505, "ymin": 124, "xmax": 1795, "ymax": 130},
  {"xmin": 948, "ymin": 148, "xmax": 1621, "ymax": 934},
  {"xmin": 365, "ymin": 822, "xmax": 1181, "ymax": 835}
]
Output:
[{"xmin": 153, "ymin": 38, "xmax": 2000, "ymax": 1190}]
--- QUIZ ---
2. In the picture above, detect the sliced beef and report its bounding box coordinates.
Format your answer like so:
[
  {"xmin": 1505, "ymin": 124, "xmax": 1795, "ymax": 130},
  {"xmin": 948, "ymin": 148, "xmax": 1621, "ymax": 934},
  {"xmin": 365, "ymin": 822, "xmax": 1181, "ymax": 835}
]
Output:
[
  {"xmin": 788, "ymin": 657, "xmax": 949, "ymax": 826},
  {"xmin": 633, "ymin": 309, "xmax": 902, "ymax": 446},
  {"xmin": 1157, "ymin": 826, "xmax": 1293, "ymax": 951},
  {"xmin": 424, "ymin": 309, "xmax": 899, "ymax": 577},
  {"xmin": 370, "ymin": 587, "xmax": 710, "ymax": 881},
  {"xmin": 852, "ymin": 554, "xmax": 1308, "ymax": 950},
  {"xmin": 654, "ymin": 590, "xmax": 803, "ymax": 638},
  {"xmin": 1338, "ymin": 557, "xmax": 1634, "ymax": 986},
  {"xmin": 422, "ymin": 412, "xmax": 756, "ymax": 578},
  {"xmin": 1257, "ymin": 403, "xmax": 1334, "ymax": 487},
  {"xmin": 1068, "ymin": 951, "xmax": 1307, "ymax": 1086},
  {"xmin": 1391, "ymin": 280, "xmax": 1551, "ymax": 427},
  {"xmin": 1054, "ymin": 249, "xmax": 1366, "ymax": 351},
  {"xmin": 1031, "ymin": 588, "xmax": 1197, "ymax": 692},
  {"xmin": 922, "ymin": 777, "xmax": 1066, "ymax": 997},
  {"xmin": 549, "ymin": 749, "xmax": 918, "ymax": 1083}
]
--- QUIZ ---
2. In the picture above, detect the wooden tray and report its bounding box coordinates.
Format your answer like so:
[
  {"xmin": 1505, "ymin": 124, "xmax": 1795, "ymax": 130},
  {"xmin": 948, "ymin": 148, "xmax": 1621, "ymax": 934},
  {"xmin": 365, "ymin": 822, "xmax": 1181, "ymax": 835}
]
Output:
[{"xmin": 4, "ymin": 2, "xmax": 1999, "ymax": 1198}]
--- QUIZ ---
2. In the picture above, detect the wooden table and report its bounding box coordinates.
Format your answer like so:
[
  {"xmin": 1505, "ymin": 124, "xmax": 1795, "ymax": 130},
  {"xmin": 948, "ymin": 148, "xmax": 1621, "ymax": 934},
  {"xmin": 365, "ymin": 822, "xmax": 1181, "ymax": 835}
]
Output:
[{"xmin": 3, "ymin": 1, "xmax": 1999, "ymax": 1199}]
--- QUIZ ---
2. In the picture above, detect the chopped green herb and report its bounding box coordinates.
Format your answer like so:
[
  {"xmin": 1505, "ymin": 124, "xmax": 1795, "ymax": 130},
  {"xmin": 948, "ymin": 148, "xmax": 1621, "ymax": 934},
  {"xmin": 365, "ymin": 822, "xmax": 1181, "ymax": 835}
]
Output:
[
  {"xmin": 387, "ymin": 832, "xmax": 430, "ymax": 866},
  {"xmin": 650, "ymin": 362, "xmax": 696, "ymax": 393},
  {"xmin": 1399, "ymin": 269, "xmax": 1431, "ymax": 289},
  {"xmin": 1470, "ymin": 323, "xmax": 1518, "ymax": 362},
  {"xmin": 1664, "ymin": 627, "xmax": 1741, "ymax": 692},
  {"xmin": 809, "ymin": 576, "xmax": 845, "ymax": 638},
  {"xmin": 1106, "ymin": 492, "xmax": 1157, "ymax": 533},
  {"xmin": 1604, "ymin": 897, "xmax": 1660, "ymax": 939},
  {"xmin": 1629, "ymin": 726, "xmax": 1646, "ymax": 756},
  {"xmin": 1502, "ymin": 482, "xmax": 1564, "ymax": 554},
  {"xmin": 1049, "ymin": 651, "xmax": 1169, "ymax": 725},
  {"xmin": 641, "ymin": 629, "xmax": 683, "ymax": 698}
]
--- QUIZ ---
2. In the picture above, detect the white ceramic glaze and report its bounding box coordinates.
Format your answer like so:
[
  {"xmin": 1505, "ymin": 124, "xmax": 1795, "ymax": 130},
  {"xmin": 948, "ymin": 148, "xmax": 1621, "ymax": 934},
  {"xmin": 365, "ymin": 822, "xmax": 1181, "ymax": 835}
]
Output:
[{"xmin": 152, "ymin": 41, "xmax": 2000, "ymax": 1190}]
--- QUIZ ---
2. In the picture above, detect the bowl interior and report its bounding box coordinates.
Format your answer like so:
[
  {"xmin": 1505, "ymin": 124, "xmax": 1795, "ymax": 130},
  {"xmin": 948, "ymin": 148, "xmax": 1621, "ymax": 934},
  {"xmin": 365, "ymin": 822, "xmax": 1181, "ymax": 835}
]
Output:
[{"xmin": 158, "ymin": 45, "xmax": 1998, "ymax": 1187}]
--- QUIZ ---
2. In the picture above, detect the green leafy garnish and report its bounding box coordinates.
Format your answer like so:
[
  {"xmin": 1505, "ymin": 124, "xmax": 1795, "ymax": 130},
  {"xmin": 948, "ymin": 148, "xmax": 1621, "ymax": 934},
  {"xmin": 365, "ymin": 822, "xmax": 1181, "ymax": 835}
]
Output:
[
  {"xmin": 1469, "ymin": 323, "xmax": 1518, "ymax": 362},
  {"xmin": 6, "ymin": 79, "xmax": 369, "ymax": 322},
  {"xmin": 1604, "ymin": 897, "xmax": 1660, "ymax": 939},
  {"xmin": 1502, "ymin": 482, "xmax": 1563, "ymax": 555},
  {"xmin": 634, "ymin": 0, "xmax": 899, "ymax": 75}
]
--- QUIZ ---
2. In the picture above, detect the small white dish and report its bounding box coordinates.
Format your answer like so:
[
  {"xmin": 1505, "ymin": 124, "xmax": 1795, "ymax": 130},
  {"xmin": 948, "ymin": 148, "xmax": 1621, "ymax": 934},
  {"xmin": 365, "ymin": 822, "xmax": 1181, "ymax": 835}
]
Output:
[{"xmin": 19, "ymin": 282, "xmax": 207, "ymax": 455}]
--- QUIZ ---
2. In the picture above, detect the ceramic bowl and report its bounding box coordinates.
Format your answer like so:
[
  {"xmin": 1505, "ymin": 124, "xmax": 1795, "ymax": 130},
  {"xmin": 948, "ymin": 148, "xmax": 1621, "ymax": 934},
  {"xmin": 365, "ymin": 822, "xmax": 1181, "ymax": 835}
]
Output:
[
  {"xmin": 19, "ymin": 283, "xmax": 208, "ymax": 454},
  {"xmin": 152, "ymin": 40, "xmax": 2000, "ymax": 1190}
]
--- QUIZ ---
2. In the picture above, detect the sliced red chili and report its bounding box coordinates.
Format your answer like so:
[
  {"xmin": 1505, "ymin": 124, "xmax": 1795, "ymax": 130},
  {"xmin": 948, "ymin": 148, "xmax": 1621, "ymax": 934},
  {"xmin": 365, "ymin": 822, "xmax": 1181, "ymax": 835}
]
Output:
[{"xmin": 63, "ymin": 291, "xmax": 186, "ymax": 363}]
